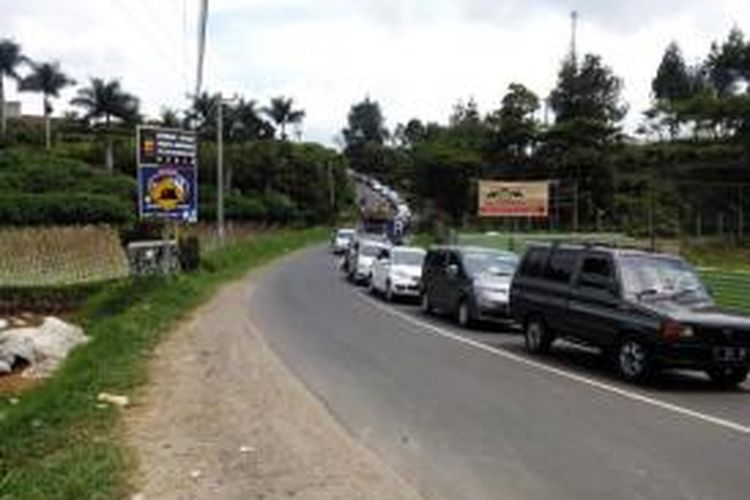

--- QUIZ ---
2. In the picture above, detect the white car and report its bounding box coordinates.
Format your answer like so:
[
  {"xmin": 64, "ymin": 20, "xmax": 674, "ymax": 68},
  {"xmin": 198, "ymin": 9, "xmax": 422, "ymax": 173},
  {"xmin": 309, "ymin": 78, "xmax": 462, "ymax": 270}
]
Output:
[
  {"xmin": 330, "ymin": 228, "xmax": 355, "ymax": 255},
  {"xmin": 349, "ymin": 239, "xmax": 391, "ymax": 284},
  {"xmin": 370, "ymin": 246, "xmax": 426, "ymax": 301}
]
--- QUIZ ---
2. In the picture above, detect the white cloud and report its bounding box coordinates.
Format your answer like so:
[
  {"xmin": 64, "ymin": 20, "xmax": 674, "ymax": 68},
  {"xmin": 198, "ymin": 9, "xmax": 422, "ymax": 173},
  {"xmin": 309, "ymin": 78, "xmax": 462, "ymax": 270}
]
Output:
[{"xmin": 2, "ymin": 0, "xmax": 750, "ymax": 145}]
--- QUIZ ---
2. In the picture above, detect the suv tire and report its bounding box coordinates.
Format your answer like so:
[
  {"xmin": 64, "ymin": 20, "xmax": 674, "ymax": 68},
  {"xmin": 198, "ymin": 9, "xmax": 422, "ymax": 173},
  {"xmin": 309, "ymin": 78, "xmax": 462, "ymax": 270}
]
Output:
[
  {"xmin": 707, "ymin": 367, "xmax": 748, "ymax": 388},
  {"xmin": 524, "ymin": 316, "xmax": 552, "ymax": 354},
  {"xmin": 616, "ymin": 336, "xmax": 654, "ymax": 383},
  {"xmin": 457, "ymin": 299, "xmax": 474, "ymax": 328},
  {"xmin": 420, "ymin": 292, "xmax": 433, "ymax": 315}
]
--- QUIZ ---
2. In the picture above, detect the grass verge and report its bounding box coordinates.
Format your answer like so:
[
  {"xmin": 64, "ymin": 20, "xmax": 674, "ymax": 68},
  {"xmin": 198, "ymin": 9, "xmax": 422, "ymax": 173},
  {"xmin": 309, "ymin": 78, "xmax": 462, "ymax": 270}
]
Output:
[{"xmin": 0, "ymin": 228, "xmax": 326, "ymax": 500}]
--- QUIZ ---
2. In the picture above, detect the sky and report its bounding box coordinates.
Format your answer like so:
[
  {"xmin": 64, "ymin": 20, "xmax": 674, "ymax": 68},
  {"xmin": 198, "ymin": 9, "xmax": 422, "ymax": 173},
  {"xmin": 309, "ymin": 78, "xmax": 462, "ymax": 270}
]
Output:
[{"xmin": 2, "ymin": 0, "xmax": 750, "ymax": 146}]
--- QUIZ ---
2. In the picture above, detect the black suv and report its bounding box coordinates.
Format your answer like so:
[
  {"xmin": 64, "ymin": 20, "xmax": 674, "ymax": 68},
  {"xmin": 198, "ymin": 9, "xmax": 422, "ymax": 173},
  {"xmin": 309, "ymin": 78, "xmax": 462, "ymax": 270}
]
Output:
[
  {"xmin": 421, "ymin": 246, "xmax": 519, "ymax": 327},
  {"xmin": 510, "ymin": 243, "xmax": 750, "ymax": 386}
]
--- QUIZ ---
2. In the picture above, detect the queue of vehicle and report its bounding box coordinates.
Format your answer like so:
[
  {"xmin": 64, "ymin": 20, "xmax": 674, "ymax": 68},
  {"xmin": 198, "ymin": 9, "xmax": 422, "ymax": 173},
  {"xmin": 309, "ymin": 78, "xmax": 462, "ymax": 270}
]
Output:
[{"xmin": 331, "ymin": 228, "xmax": 750, "ymax": 388}]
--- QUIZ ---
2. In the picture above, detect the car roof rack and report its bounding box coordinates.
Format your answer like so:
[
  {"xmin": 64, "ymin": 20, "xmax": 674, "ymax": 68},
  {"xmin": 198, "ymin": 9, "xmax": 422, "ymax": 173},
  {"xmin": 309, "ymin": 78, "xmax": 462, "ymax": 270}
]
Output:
[{"xmin": 527, "ymin": 239, "xmax": 656, "ymax": 253}]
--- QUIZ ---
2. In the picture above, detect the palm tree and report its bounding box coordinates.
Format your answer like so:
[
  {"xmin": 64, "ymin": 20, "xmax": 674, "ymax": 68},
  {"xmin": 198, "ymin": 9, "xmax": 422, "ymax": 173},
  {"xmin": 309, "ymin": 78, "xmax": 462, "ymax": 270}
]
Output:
[
  {"xmin": 262, "ymin": 96, "xmax": 305, "ymax": 140},
  {"xmin": 71, "ymin": 78, "xmax": 139, "ymax": 172},
  {"xmin": 19, "ymin": 61, "xmax": 75, "ymax": 149},
  {"xmin": 0, "ymin": 39, "xmax": 25, "ymax": 140}
]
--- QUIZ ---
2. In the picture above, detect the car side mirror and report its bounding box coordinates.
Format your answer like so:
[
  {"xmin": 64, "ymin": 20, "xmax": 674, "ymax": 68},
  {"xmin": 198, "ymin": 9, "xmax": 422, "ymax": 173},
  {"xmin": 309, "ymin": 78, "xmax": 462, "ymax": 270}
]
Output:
[{"xmin": 447, "ymin": 264, "xmax": 459, "ymax": 277}]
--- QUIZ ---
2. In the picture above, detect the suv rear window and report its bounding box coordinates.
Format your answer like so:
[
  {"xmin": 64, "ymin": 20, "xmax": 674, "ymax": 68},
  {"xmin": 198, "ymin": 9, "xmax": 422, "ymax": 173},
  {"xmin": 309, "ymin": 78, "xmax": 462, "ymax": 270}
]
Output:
[
  {"xmin": 425, "ymin": 250, "xmax": 445, "ymax": 270},
  {"xmin": 520, "ymin": 247, "xmax": 550, "ymax": 278},
  {"xmin": 543, "ymin": 249, "xmax": 579, "ymax": 283}
]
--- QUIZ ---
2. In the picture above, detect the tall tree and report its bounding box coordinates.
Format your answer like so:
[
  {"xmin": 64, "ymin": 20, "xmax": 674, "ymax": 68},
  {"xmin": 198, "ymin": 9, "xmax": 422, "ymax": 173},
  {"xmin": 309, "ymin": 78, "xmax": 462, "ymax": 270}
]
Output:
[
  {"xmin": 263, "ymin": 96, "xmax": 305, "ymax": 140},
  {"xmin": 19, "ymin": 61, "xmax": 75, "ymax": 149},
  {"xmin": 342, "ymin": 97, "xmax": 390, "ymax": 176},
  {"xmin": 652, "ymin": 42, "xmax": 692, "ymax": 102},
  {"xmin": 486, "ymin": 83, "xmax": 540, "ymax": 162},
  {"xmin": 71, "ymin": 78, "xmax": 139, "ymax": 172},
  {"xmin": 0, "ymin": 39, "xmax": 25, "ymax": 140},
  {"xmin": 342, "ymin": 97, "xmax": 388, "ymax": 148},
  {"xmin": 228, "ymin": 98, "xmax": 275, "ymax": 142},
  {"xmin": 394, "ymin": 118, "xmax": 428, "ymax": 148},
  {"xmin": 549, "ymin": 53, "xmax": 627, "ymax": 125},
  {"xmin": 706, "ymin": 27, "xmax": 748, "ymax": 97}
]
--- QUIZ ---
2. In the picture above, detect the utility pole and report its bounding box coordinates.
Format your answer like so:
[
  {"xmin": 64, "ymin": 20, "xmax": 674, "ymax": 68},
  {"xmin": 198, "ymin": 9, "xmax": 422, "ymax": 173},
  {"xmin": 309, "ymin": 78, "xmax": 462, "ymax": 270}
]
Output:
[
  {"xmin": 216, "ymin": 93, "xmax": 225, "ymax": 244},
  {"xmin": 648, "ymin": 183, "xmax": 656, "ymax": 251},
  {"xmin": 327, "ymin": 161, "xmax": 335, "ymax": 214},
  {"xmin": 573, "ymin": 180, "xmax": 579, "ymax": 232},
  {"xmin": 196, "ymin": 0, "xmax": 209, "ymax": 98},
  {"xmin": 739, "ymin": 185, "xmax": 744, "ymax": 242},
  {"xmin": 570, "ymin": 10, "xmax": 579, "ymax": 63}
]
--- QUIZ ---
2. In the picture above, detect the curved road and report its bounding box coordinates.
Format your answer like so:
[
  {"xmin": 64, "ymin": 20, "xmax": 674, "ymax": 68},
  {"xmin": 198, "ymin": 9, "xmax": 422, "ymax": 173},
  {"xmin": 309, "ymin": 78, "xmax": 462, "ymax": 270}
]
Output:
[{"xmin": 249, "ymin": 247, "xmax": 750, "ymax": 500}]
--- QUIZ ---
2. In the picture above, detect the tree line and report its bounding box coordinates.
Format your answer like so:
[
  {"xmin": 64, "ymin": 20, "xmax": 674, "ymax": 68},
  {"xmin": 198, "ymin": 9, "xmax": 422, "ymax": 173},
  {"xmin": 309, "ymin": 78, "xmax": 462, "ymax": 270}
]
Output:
[{"xmin": 340, "ymin": 27, "xmax": 750, "ymax": 239}]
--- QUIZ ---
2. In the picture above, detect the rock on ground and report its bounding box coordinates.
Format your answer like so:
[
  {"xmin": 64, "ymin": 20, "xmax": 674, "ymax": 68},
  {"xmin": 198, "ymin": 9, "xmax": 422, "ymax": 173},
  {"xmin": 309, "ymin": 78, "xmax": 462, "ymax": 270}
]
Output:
[
  {"xmin": 0, "ymin": 317, "xmax": 88, "ymax": 378},
  {"xmin": 126, "ymin": 277, "xmax": 424, "ymax": 500}
]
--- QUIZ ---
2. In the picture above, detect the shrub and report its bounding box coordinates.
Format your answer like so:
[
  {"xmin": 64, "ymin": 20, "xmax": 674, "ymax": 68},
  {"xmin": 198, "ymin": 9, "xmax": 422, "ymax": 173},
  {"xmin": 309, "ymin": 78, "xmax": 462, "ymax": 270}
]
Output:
[
  {"xmin": 0, "ymin": 282, "xmax": 106, "ymax": 315},
  {"xmin": 262, "ymin": 192, "xmax": 297, "ymax": 223},
  {"xmin": 200, "ymin": 195, "xmax": 268, "ymax": 222},
  {"xmin": 178, "ymin": 236, "xmax": 201, "ymax": 271},
  {"xmin": 226, "ymin": 196, "xmax": 267, "ymax": 221},
  {"xmin": 0, "ymin": 194, "xmax": 133, "ymax": 226}
]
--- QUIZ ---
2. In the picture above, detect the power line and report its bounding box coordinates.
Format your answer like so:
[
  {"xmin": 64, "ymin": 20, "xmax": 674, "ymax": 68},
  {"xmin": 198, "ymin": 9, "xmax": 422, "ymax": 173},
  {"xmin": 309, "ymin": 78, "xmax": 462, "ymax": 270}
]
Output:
[{"xmin": 110, "ymin": 0, "xmax": 187, "ymax": 85}]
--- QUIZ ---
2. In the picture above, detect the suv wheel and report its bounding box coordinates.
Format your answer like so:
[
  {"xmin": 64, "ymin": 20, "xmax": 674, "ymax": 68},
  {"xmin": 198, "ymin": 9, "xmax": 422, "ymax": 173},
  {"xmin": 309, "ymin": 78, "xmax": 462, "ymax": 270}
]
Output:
[
  {"xmin": 524, "ymin": 316, "xmax": 552, "ymax": 354},
  {"xmin": 457, "ymin": 299, "xmax": 473, "ymax": 328},
  {"xmin": 707, "ymin": 367, "xmax": 748, "ymax": 388},
  {"xmin": 385, "ymin": 281, "xmax": 394, "ymax": 302},
  {"xmin": 420, "ymin": 292, "xmax": 432, "ymax": 315},
  {"xmin": 616, "ymin": 337, "xmax": 654, "ymax": 383},
  {"xmin": 367, "ymin": 278, "xmax": 376, "ymax": 295}
]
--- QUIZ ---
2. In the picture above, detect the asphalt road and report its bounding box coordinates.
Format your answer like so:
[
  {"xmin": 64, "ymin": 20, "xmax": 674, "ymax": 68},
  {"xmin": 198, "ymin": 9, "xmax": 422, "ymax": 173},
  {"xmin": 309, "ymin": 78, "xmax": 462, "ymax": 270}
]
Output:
[{"xmin": 248, "ymin": 247, "xmax": 750, "ymax": 500}]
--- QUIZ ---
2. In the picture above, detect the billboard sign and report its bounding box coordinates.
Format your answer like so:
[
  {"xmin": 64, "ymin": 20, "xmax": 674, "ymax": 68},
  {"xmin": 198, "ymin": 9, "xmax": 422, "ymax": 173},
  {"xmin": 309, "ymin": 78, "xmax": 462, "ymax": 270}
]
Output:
[
  {"xmin": 137, "ymin": 127, "xmax": 198, "ymax": 222},
  {"xmin": 478, "ymin": 180, "xmax": 549, "ymax": 218}
]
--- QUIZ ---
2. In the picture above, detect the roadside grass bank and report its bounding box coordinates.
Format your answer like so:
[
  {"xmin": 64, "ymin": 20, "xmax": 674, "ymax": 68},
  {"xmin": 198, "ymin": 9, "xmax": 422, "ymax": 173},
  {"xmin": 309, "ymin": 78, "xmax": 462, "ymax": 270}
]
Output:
[{"xmin": 0, "ymin": 228, "xmax": 326, "ymax": 500}]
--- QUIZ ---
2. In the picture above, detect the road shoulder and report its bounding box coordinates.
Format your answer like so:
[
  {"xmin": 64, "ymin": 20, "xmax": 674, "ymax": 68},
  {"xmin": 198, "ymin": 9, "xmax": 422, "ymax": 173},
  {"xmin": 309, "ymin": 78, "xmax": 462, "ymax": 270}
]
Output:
[{"xmin": 125, "ymin": 274, "xmax": 423, "ymax": 500}]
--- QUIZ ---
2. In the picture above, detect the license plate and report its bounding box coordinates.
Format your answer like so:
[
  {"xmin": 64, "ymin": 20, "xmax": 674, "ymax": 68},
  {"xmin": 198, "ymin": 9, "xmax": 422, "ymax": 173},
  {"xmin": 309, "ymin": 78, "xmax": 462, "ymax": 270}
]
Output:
[{"xmin": 714, "ymin": 347, "xmax": 748, "ymax": 362}]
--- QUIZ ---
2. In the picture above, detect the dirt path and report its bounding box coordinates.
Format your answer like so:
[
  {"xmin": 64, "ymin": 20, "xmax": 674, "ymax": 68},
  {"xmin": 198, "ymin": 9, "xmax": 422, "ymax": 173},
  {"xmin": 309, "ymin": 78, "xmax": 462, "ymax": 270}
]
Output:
[{"xmin": 126, "ymin": 272, "xmax": 424, "ymax": 500}]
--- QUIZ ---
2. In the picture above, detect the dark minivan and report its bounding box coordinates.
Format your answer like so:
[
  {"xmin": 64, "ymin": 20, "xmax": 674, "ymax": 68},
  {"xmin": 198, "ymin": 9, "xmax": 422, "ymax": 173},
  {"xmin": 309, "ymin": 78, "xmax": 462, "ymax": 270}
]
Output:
[
  {"xmin": 510, "ymin": 243, "xmax": 750, "ymax": 386},
  {"xmin": 421, "ymin": 246, "xmax": 519, "ymax": 327}
]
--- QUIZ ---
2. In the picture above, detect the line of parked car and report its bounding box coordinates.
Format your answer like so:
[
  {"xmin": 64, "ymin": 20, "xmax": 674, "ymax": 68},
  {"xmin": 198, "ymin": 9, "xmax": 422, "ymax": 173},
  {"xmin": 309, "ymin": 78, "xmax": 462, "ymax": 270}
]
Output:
[{"xmin": 330, "ymin": 228, "xmax": 750, "ymax": 388}]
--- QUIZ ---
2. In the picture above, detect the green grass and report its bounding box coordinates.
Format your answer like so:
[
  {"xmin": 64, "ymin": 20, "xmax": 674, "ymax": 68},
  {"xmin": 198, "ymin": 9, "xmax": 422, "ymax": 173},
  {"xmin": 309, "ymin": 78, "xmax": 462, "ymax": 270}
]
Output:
[{"xmin": 0, "ymin": 228, "xmax": 326, "ymax": 500}]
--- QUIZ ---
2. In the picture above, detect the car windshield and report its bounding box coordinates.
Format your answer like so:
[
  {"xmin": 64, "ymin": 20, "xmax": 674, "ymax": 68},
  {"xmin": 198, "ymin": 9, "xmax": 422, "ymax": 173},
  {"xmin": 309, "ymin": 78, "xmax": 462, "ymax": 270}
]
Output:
[
  {"xmin": 337, "ymin": 230, "xmax": 354, "ymax": 239},
  {"xmin": 360, "ymin": 245, "xmax": 385, "ymax": 258},
  {"xmin": 393, "ymin": 251, "xmax": 425, "ymax": 266},
  {"xmin": 463, "ymin": 251, "xmax": 519, "ymax": 277},
  {"xmin": 619, "ymin": 255, "xmax": 711, "ymax": 302}
]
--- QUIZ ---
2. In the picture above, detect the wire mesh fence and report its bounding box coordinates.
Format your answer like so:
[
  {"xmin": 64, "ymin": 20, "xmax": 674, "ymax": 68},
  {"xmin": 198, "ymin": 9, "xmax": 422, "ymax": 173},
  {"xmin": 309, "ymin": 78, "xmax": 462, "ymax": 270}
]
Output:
[{"xmin": 0, "ymin": 226, "xmax": 129, "ymax": 287}]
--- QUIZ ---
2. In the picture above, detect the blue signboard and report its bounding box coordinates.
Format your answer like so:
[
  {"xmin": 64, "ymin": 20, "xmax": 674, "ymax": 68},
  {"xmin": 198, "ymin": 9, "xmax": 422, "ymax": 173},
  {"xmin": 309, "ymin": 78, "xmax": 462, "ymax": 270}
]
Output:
[
  {"xmin": 137, "ymin": 127, "xmax": 198, "ymax": 223},
  {"xmin": 138, "ymin": 165, "xmax": 198, "ymax": 222}
]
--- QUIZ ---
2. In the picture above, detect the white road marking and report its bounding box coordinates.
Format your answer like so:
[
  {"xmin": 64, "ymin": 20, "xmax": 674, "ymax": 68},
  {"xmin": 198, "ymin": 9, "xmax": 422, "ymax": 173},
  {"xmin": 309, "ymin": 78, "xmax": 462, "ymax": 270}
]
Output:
[{"xmin": 357, "ymin": 292, "xmax": 750, "ymax": 436}]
